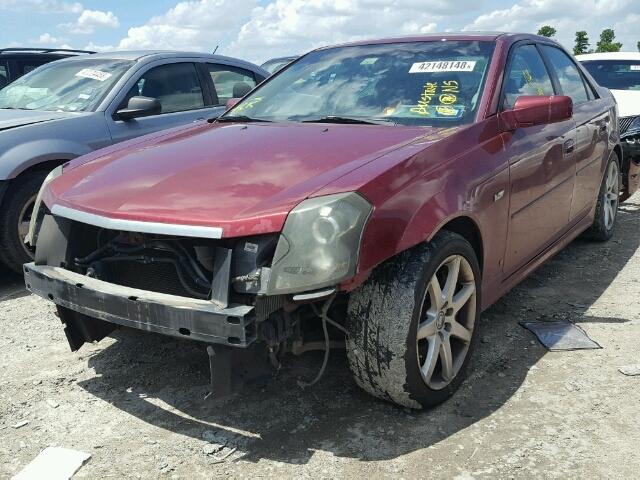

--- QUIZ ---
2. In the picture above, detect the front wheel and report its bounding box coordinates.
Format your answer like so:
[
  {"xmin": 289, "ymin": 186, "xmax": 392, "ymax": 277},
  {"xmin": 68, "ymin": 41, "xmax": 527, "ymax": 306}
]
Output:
[
  {"xmin": 0, "ymin": 171, "xmax": 48, "ymax": 273},
  {"xmin": 346, "ymin": 231, "xmax": 481, "ymax": 409},
  {"xmin": 584, "ymin": 152, "xmax": 621, "ymax": 242}
]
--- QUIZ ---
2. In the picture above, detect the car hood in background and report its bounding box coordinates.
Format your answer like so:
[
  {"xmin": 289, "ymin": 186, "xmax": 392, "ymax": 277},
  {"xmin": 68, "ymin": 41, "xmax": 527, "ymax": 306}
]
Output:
[
  {"xmin": 46, "ymin": 121, "xmax": 454, "ymax": 237},
  {"xmin": 0, "ymin": 109, "xmax": 83, "ymax": 132},
  {"xmin": 610, "ymin": 90, "xmax": 640, "ymax": 118}
]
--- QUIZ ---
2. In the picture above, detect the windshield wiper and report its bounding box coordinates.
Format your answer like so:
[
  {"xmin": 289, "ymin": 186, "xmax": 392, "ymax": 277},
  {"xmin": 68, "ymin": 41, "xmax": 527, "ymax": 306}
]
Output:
[
  {"xmin": 214, "ymin": 115, "xmax": 272, "ymax": 123},
  {"xmin": 301, "ymin": 115, "xmax": 394, "ymax": 125}
]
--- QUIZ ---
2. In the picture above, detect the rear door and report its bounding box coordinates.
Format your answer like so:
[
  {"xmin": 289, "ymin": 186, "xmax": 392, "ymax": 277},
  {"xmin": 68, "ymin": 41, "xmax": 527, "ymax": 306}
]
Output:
[
  {"xmin": 539, "ymin": 45, "xmax": 610, "ymax": 219},
  {"xmin": 501, "ymin": 43, "xmax": 577, "ymax": 274},
  {"xmin": 106, "ymin": 61, "xmax": 219, "ymax": 144}
]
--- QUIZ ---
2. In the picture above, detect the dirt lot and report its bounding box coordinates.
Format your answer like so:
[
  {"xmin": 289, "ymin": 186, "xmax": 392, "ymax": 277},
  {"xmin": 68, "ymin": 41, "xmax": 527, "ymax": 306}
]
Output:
[{"xmin": 1, "ymin": 194, "xmax": 639, "ymax": 479}]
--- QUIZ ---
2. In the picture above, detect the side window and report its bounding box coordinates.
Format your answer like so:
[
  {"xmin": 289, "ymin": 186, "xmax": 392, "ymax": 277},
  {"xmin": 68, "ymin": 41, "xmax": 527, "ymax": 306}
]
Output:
[
  {"xmin": 502, "ymin": 44, "xmax": 554, "ymax": 109},
  {"xmin": 120, "ymin": 62, "xmax": 204, "ymax": 114},
  {"xmin": 540, "ymin": 46, "xmax": 589, "ymax": 105},
  {"xmin": 205, "ymin": 64, "xmax": 256, "ymax": 105},
  {"xmin": 0, "ymin": 61, "xmax": 8, "ymax": 89}
]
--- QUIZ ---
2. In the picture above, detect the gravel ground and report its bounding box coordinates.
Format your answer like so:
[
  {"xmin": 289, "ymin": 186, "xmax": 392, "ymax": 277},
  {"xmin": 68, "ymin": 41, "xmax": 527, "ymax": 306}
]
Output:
[{"xmin": 1, "ymin": 193, "xmax": 639, "ymax": 479}]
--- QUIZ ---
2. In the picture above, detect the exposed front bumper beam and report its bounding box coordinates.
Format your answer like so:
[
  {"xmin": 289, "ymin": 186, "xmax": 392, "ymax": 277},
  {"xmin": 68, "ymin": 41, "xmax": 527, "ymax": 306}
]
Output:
[{"xmin": 24, "ymin": 262, "xmax": 257, "ymax": 347}]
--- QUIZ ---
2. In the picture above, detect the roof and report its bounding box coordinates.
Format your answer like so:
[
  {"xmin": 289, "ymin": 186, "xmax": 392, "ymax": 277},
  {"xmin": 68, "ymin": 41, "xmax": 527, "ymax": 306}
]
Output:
[
  {"xmin": 576, "ymin": 52, "xmax": 640, "ymax": 61},
  {"xmin": 316, "ymin": 32, "xmax": 552, "ymax": 50},
  {"xmin": 0, "ymin": 47, "xmax": 94, "ymax": 56},
  {"xmin": 50, "ymin": 50, "xmax": 265, "ymax": 72}
]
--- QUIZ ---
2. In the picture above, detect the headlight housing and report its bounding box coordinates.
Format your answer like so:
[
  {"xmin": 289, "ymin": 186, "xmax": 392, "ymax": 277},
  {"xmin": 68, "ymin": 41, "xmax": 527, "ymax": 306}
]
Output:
[
  {"xmin": 267, "ymin": 192, "xmax": 372, "ymax": 295},
  {"xmin": 24, "ymin": 165, "xmax": 64, "ymax": 247}
]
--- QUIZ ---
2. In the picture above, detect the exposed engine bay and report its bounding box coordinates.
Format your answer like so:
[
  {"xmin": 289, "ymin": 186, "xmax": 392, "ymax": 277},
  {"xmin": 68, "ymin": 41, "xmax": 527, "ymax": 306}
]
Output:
[{"xmin": 26, "ymin": 213, "xmax": 348, "ymax": 398}]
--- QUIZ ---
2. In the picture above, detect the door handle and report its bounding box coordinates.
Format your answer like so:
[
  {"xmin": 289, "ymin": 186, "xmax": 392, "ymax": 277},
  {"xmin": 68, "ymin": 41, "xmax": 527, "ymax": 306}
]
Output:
[{"xmin": 563, "ymin": 139, "xmax": 575, "ymax": 156}]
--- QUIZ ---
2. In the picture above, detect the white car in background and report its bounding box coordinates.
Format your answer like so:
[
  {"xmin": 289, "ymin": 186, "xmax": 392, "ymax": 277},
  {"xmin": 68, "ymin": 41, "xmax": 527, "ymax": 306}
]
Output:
[{"xmin": 578, "ymin": 52, "xmax": 640, "ymax": 198}]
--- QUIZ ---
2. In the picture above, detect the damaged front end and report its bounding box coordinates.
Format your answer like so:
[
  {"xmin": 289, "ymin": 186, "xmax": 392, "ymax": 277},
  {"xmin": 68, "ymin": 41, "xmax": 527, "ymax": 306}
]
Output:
[{"xmin": 25, "ymin": 192, "xmax": 371, "ymax": 397}]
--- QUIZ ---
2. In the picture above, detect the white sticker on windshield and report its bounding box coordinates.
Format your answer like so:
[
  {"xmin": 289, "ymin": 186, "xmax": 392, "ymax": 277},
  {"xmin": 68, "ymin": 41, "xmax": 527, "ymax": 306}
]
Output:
[
  {"xmin": 409, "ymin": 60, "xmax": 476, "ymax": 73},
  {"xmin": 631, "ymin": 65, "xmax": 640, "ymax": 71},
  {"xmin": 77, "ymin": 93, "xmax": 91, "ymax": 99},
  {"xmin": 361, "ymin": 57, "xmax": 378, "ymax": 65},
  {"xmin": 75, "ymin": 68, "xmax": 112, "ymax": 81}
]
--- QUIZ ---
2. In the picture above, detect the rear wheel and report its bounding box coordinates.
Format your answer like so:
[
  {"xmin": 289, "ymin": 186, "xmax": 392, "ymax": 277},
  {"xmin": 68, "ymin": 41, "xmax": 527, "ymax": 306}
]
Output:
[
  {"xmin": 0, "ymin": 171, "xmax": 48, "ymax": 273},
  {"xmin": 584, "ymin": 152, "xmax": 620, "ymax": 242},
  {"xmin": 346, "ymin": 231, "xmax": 481, "ymax": 409}
]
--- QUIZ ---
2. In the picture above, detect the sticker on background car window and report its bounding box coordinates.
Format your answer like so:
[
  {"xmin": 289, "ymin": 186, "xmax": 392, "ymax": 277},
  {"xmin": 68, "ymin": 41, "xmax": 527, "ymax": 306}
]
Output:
[
  {"xmin": 75, "ymin": 69, "xmax": 113, "ymax": 82},
  {"xmin": 409, "ymin": 60, "xmax": 476, "ymax": 73},
  {"xmin": 631, "ymin": 65, "xmax": 640, "ymax": 71},
  {"xmin": 77, "ymin": 93, "xmax": 91, "ymax": 100},
  {"xmin": 360, "ymin": 57, "xmax": 378, "ymax": 65}
]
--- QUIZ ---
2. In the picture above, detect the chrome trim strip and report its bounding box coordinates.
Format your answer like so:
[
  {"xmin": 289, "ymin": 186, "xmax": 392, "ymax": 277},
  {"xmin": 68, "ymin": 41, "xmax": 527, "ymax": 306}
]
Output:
[{"xmin": 51, "ymin": 204, "xmax": 223, "ymax": 239}]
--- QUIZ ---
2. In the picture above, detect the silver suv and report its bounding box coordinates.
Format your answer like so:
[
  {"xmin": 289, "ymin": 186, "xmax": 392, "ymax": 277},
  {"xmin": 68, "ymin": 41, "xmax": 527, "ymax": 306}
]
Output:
[{"xmin": 0, "ymin": 51, "xmax": 268, "ymax": 272}]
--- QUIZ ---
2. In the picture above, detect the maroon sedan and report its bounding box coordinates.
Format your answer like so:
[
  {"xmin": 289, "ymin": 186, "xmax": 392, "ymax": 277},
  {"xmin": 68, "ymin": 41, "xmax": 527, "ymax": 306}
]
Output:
[{"xmin": 25, "ymin": 33, "xmax": 631, "ymax": 409}]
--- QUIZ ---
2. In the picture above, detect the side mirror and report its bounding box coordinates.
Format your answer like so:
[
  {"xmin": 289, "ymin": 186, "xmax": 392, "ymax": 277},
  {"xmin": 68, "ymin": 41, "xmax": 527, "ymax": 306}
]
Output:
[
  {"xmin": 114, "ymin": 96, "xmax": 161, "ymax": 121},
  {"xmin": 500, "ymin": 95, "xmax": 572, "ymax": 131},
  {"xmin": 225, "ymin": 98, "xmax": 241, "ymax": 110}
]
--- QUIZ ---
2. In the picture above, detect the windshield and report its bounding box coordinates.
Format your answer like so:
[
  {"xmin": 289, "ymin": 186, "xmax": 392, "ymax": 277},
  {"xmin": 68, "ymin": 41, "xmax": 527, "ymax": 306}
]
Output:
[
  {"xmin": 0, "ymin": 59, "xmax": 133, "ymax": 112},
  {"xmin": 581, "ymin": 60, "xmax": 640, "ymax": 91},
  {"xmin": 225, "ymin": 41, "xmax": 495, "ymax": 126}
]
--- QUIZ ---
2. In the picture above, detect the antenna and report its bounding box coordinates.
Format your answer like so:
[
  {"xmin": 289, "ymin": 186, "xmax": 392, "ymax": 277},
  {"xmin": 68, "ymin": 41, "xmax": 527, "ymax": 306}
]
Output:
[{"xmin": 212, "ymin": 45, "xmax": 219, "ymax": 55}]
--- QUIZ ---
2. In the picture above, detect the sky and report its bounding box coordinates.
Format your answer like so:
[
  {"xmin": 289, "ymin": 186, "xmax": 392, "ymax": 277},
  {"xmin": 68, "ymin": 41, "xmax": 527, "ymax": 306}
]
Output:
[{"xmin": 1, "ymin": 0, "xmax": 639, "ymax": 64}]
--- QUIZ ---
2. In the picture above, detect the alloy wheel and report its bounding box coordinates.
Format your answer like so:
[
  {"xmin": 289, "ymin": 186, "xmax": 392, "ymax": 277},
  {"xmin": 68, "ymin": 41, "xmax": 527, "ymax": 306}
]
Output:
[
  {"xmin": 603, "ymin": 160, "xmax": 619, "ymax": 231},
  {"xmin": 417, "ymin": 255, "xmax": 477, "ymax": 390}
]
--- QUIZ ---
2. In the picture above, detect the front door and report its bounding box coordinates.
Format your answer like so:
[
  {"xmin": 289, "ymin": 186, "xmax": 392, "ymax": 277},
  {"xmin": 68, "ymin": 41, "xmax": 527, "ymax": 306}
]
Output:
[
  {"xmin": 501, "ymin": 44, "xmax": 577, "ymax": 274},
  {"xmin": 106, "ymin": 62, "xmax": 224, "ymax": 144}
]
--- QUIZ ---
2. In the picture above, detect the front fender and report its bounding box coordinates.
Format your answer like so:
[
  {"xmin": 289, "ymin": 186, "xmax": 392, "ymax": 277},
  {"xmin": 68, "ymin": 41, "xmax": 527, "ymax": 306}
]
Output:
[{"xmin": 0, "ymin": 138, "xmax": 91, "ymax": 179}]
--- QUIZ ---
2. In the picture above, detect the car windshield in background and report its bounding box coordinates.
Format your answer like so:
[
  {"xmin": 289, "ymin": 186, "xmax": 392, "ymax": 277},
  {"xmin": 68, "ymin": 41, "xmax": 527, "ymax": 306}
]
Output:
[
  {"xmin": 581, "ymin": 60, "xmax": 640, "ymax": 91},
  {"xmin": 0, "ymin": 59, "xmax": 132, "ymax": 112},
  {"xmin": 226, "ymin": 41, "xmax": 495, "ymax": 126},
  {"xmin": 261, "ymin": 58, "xmax": 296, "ymax": 74}
]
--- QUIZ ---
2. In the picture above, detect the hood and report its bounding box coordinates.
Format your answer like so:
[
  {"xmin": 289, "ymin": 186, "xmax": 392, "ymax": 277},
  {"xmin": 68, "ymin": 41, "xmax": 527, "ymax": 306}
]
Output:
[
  {"xmin": 0, "ymin": 109, "xmax": 83, "ymax": 132},
  {"xmin": 610, "ymin": 90, "xmax": 640, "ymax": 118},
  {"xmin": 47, "ymin": 121, "xmax": 450, "ymax": 237}
]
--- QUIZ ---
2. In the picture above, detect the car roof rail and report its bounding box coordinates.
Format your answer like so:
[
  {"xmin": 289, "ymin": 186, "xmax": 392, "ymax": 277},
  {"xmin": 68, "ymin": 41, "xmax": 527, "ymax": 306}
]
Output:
[{"xmin": 0, "ymin": 48, "xmax": 96, "ymax": 55}]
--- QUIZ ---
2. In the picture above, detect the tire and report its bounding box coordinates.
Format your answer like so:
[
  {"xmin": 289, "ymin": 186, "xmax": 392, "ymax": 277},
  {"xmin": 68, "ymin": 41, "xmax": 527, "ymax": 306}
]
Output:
[
  {"xmin": 584, "ymin": 152, "xmax": 621, "ymax": 242},
  {"xmin": 346, "ymin": 231, "xmax": 481, "ymax": 409},
  {"xmin": 0, "ymin": 170, "xmax": 49, "ymax": 273}
]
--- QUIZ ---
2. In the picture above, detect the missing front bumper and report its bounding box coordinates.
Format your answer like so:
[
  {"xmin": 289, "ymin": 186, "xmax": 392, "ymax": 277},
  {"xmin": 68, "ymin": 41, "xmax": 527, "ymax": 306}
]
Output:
[{"xmin": 24, "ymin": 262, "xmax": 257, "ymax": 348}]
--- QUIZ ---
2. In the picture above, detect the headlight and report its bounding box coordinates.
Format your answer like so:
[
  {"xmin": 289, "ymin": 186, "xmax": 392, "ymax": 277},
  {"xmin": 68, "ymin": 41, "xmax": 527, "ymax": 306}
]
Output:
[
  {"xmin": 24, "ymin": 165, "xmax": 64, "ymax": 247},
  {"xmin": 267, "ymin": 192, "xmax": 372, "ymax": 294}
]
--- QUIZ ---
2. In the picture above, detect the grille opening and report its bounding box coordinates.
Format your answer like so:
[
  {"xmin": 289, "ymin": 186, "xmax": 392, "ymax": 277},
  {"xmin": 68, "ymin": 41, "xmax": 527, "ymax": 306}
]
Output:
[{"xmin": 63, "ymin": 221, "xmax": 278, "ymax": 302}]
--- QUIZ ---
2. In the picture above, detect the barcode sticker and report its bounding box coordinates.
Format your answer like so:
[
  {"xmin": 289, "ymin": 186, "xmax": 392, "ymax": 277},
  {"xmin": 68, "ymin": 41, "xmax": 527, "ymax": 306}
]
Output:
[
  {"xmin": 409, "ymin": 60, "xmax": 476, "ymax": 73},
  {"xmin": 75, "ymin": 69, "xmax": 112, "ymax": 81}
]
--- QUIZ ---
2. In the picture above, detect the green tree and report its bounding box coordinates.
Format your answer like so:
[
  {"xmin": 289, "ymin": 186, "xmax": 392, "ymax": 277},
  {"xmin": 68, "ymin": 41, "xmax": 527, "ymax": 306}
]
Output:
[
  {"xmin": 637, "ymin": 41, "xmax": 640, "ymax": 52},
  {"xmin": 596, "ymin": 29, "xmax": 622, "ymax": 52},
  {"xmin": 574, "ymin": 31, "xmax": 590, "ymax": 55},
  {"xmin": 537, "ymin": 25, "xmax": 557, "ymax": 38}
]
